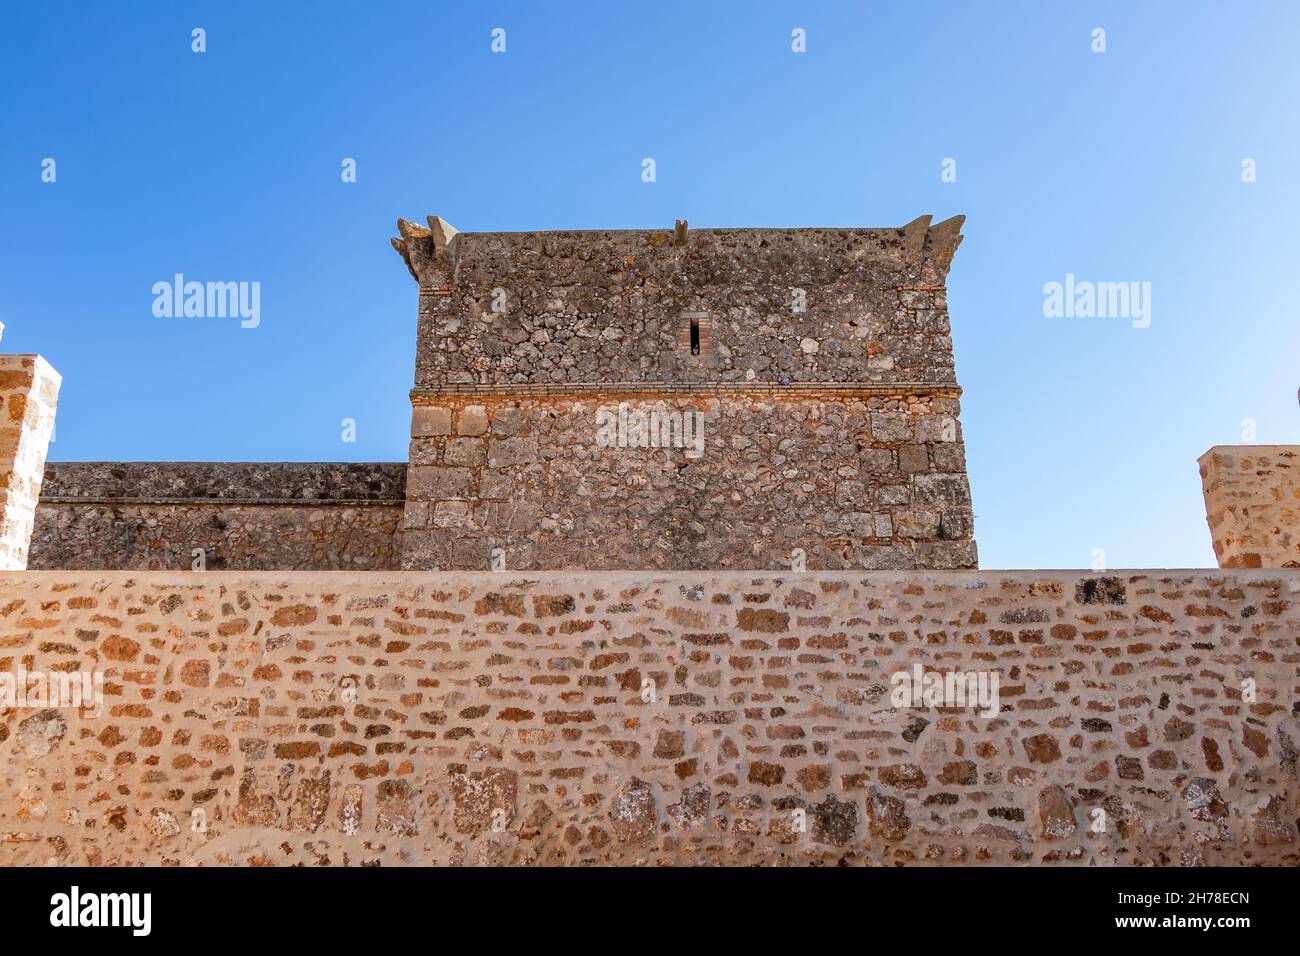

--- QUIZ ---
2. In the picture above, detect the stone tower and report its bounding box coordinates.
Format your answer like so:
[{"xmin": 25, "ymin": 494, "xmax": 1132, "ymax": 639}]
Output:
[{"xmin": 392, "ymin": 216, "xmax": 977, "ymax": 571}]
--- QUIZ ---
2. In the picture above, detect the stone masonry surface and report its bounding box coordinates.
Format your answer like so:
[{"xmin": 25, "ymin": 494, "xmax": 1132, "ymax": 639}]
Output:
[
  {"xmin": 402, "ymin": 392, "xmax": 975, "ymax": 571},
  {"xmin": 31, "ymin": 463, "xmax": 405, "ymax": 571},
  {"xmin": 1200, "ymin": 445, "xmax": 1300, "ymax": 569},
  {"xmin": 397, "ymin": 222, "xmax": 964, "ymax": 387},
  {"xmin": 394, "ymin": 217, "xmax": 977, "ymax": 571},
  {"xmin": 0, "ymin": 355, "xmax": 61, "ymax": 570},
  {"xmin": 0, "ymin": 569, "xmax": 1294, "ymax": 866}
]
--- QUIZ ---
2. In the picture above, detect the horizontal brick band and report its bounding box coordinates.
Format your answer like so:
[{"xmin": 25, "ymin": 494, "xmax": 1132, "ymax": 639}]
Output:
[{"xmin": 410, "ymin": 382, "xmax": 962, "ymax": 402}]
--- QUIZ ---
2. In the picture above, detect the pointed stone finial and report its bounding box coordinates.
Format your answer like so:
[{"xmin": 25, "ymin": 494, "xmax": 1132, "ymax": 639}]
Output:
[
  {"xmin": 396, "ymin": 218, "xmax": 430, "ymax": 240},
  {"xmin": 926, "ymin": 214, "xmax": 965, "ymax": 257},
  {"xmin": 391, "ymin": 238, "xmax": 417, "ymax": 283},
  {"xmin": 898, "ymin": 214, "xmax": 965, "ymax": 274},
  {"xmin": 427, "ymin": 216, "xmax": 459, "ymax": 255},
  {"xmin": 392, "ymin": 216, "xmax": 460, "ymax": 286},
  {"xmin": 923, "ymin": 214, "xmax": 965, "ymax": 277},
  {"xmin": 902, "ymin": 214, "xmax": 932, "ymax": 256}
]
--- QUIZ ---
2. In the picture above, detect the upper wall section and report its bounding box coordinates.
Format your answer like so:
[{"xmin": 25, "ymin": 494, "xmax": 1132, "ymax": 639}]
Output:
[
  {"xmin": 392, "ymin": 216, "xmax": 965, "ymax": 389},
  {"xmin": 30, "ymin": 462, "xmax": 406, "ymax": 571}
]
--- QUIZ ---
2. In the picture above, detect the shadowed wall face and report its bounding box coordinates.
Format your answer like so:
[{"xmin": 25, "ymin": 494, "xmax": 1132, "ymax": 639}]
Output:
[
  {"xmin": 30, "ymin": 463, "xmax": 405, "ymax": 571},
  {"xmin": 395, "ymin": 221, "xmax": 977, "ymax": 571}
]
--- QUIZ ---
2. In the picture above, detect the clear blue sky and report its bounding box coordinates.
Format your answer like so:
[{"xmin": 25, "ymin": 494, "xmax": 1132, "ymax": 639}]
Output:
[{"xmin": 3, "ymin": 1, "xmax": 1298, "ymax": 569}]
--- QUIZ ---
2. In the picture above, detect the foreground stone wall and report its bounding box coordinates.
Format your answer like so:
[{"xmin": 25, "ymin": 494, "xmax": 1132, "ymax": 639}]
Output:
[
  {"xmin": 1200, "ymin": 445, "xmax": 1300, "ymax": 568},
  {"xmin": 402, "ymin": 390, "xmax": 975, "ymax": 570},
  {"xmin": 0, "ymin": 569, "xmax": 1294, "ymax": 866},
  {"xmin": 31, "ymin": 463, "xmax": 405, "ymax": 571}
]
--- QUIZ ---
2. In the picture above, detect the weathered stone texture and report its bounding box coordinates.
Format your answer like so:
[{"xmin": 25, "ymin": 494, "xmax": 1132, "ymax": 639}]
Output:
[
  {"xmin": 0, "ymin": 568, "xmax": 1294, "ymax": 867},
  {"xmin": 400, "ymin": 224, "xmax": 963, "ymax": 387},
  {"xmin": 396, "ymin": 219, "xmax": 977, "ymax": 570},
  {"xmin": 401, "ymin": 393, "xmax": 975, "ymax": 570},
  {"xmin": 0, "ymin": 355, "xmax": 61, "ymax": 570},
  {"xmin": 1200, "ymin": 445, "xmax": 1300, "ymax": 568},
  {"xmin": 31, "ymin": 462, "xmax": 404, "ymax": 570}
]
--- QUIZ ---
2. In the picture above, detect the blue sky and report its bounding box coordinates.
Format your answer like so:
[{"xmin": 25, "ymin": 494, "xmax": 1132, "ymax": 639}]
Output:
[{"xmin": 2, "ymin": 1, "xmax": 1298, "ymax": 569}]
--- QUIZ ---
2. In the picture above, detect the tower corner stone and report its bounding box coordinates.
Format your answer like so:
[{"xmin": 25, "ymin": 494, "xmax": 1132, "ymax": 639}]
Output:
[{"xmin": 0, "ymin": 353, "xmax": 61, "ymax": 569}]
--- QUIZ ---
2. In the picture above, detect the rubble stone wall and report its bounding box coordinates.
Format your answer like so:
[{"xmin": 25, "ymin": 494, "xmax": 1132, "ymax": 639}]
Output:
[
  {"xmin": 30, "ymin": 463, "xmax": 405, "ymax": 571},
  {"xmin": 401, "ymin": 390, "xmax": 976, "ymax": 571},
  {"xmin": 0, "ymin": 568, "xmax": 1294, "ymax": 867},
  {"xmin": 401, "ymin": 225, "xmax": 964, "ymax": 387}
]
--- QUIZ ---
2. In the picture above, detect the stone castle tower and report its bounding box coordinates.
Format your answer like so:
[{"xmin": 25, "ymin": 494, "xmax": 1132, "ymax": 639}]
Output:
[
  {"xmin": 392, "ymin": 216, "xmax": 977, "ymax": 571},
  {"xmin": 26, "ymin": 216, "xmax": 978, "ymax": 573}
]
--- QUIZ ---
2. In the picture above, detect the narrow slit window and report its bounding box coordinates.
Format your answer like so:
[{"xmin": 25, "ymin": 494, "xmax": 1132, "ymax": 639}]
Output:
[{"xmin": 681, "ymin": 311, "xmax": 708, "ymax": 356}]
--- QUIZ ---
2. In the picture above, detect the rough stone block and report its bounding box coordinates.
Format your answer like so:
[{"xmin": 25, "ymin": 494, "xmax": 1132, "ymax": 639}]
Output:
[
  {"xmin": 412, "ymin": 406, "xmax": 452, "ymax": 437},
  {"xmin": 457, "ymin": 405, "xmax": 489, "ymax": 436}
]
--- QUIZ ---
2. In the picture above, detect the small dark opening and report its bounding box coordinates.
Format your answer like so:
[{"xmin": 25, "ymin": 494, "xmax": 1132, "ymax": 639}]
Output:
[{"xmin": 690, "ymin": 316, "xmax": 700, "ymax": 355}]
